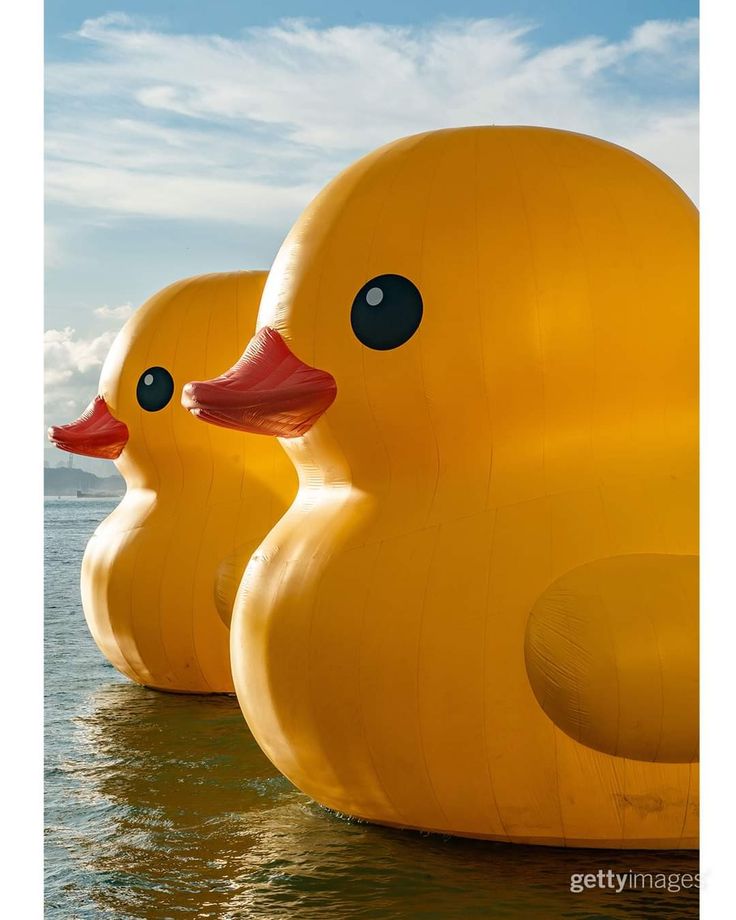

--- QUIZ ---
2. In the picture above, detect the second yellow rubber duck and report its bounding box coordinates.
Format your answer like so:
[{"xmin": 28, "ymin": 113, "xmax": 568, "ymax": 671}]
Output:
[{"xmin": 50, "ymin": 272, "xmax": 297, "ymax": 693}]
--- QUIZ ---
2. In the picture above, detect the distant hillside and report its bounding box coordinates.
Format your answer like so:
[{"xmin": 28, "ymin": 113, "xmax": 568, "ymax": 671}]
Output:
[
  {"xmin": 44, "ymin": 448, "xmax": 118, "ymax": 478},
  {"xmin": 44, "ymin": 466, "xmax": 125, "ymax": 497}
]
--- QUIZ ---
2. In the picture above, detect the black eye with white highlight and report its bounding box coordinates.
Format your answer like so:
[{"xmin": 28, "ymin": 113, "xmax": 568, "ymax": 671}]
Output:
[
  {"xmin": 350, "ymin": 274, "xmax": 423, "ymax": 351},
  {"xmin": 136, "ymin": 366, "xmax": 174, "ymax": 412}
]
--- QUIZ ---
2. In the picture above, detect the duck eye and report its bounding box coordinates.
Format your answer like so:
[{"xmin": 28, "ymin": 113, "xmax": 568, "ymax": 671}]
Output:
[
  {"xmin": 351, "ymin": 274, "xmax": 423, "ymax": 351},
  {"xmin": 136, "ymin": 366, "xmax": 174, "ymax": 412}
]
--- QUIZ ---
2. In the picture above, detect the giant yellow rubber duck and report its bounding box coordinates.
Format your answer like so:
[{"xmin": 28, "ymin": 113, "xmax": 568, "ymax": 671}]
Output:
[
  {"xmin": 184, "ymin": 127, "xmax": 698, "ymax": 845},
  {"xmin": 49, "ymin": 272, "xmax": 297, "ymax": 693}
]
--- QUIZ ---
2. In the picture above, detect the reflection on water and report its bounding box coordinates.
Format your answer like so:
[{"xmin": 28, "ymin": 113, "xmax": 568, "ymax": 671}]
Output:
[{"xmin": 45, "ymin": 500, "xmax": 698, "ymax": 919}]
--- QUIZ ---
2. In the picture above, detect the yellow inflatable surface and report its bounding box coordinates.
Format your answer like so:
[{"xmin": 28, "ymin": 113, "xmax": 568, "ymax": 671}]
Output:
[
  {"xmin": 49, "ymin": 272, "xmax": 297, "ymax": 693},
  {"xmin": 185, "ymin": 127, "xmax": 698, "ymax": 846}
]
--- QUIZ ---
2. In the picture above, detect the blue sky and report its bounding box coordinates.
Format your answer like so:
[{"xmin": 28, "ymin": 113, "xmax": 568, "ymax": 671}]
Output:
[
  {"xmin": 46, "ymin": 1, "xmax": 699, "ymax": 47},
  {"xmin": 44, "ymin": 1, "xmax": 699, "ymax": 471}
]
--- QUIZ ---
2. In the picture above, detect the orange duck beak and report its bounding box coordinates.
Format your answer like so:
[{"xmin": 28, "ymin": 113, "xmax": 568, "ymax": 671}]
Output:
[
  {"xmin": 182, "ymin": 327, "xmax": 337, "ymax": 438},
  {"xmin": 48, "ymin": 396, "xmax": 129, "ymax": 460}
]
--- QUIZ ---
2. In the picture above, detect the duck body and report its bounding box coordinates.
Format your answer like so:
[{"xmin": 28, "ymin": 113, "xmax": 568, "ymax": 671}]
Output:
[
  {"xmin": 188, "ymin": 127, "xmax": 698, "ymax": 842},
  {"xmin": 50, "ymin": 272, "xmax": 297, "ymax": 693},
  {"xmin": 236, "ymin": 438, "xmax": 697, "ymax": 846}
]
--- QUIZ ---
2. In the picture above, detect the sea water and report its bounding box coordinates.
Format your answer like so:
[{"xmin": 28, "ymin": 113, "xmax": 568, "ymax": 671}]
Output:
[{"xmin": 44, "ymin": 498, "xmax": 699, "ymax": 919}]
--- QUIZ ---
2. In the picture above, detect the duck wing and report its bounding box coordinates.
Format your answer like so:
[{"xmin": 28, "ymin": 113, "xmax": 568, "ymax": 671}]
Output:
[{"xmin": 524, "ymin": 554, "xmax": 698, "ymax": 763}]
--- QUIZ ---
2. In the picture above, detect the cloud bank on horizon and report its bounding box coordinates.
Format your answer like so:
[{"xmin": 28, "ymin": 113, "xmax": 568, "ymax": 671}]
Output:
[{"xmin": 44, "ymin": 11, "xmax": 698, "ymax": 440}]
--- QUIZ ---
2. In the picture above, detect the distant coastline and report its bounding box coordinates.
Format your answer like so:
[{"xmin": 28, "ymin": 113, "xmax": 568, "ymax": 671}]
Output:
[{"xmin": 44, "ymin": 465, "xmax": 124, "ymax": 497}]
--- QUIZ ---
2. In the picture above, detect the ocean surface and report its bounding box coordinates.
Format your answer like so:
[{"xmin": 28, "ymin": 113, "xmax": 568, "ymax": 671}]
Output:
[{"xmin": 45, "ymin": 497, "xmax": 699, "ymax": 919}]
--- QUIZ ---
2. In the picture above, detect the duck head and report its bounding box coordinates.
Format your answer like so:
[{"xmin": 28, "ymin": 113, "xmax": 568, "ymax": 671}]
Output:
[
  {"xmin": 49, "ymin": 272, "xmax": 272, "ymax": 481},
  {"xmin": 183, "ymin": 127, "xmax": 698, "ymax": 509}
]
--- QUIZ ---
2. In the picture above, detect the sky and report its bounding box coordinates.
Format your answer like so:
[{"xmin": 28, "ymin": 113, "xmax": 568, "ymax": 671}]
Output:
[{"xmin": 44, "ymin": 1, "xmax": 699, "ymax": 472}]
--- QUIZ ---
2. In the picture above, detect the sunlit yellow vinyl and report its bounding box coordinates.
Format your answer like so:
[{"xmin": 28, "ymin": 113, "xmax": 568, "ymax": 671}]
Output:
[
  {"xmin": 228, "ymin": 128, "xmax": 698, "ymax": 846},
  {"xmin": 82, "ymin": 272, "xmax": 297, "ymax": 692}
]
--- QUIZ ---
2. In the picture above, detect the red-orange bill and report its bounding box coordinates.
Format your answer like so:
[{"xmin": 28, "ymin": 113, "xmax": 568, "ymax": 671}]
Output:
[
  {"xmin": 48, "ymin": 396, "xmax": 129, "ymax": 460},
  {"xmin": 182, "ymin": 327, "xmax": 337, "ymax": 438}
]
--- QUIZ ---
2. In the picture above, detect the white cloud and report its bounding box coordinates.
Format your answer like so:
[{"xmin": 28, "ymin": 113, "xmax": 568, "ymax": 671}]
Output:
[
  {"xmin": 45, "ymin": 14, "xmax": 699, "ymax": 226},
  {"xmin": 44, "ymin": 325, "xmax": 116, "ymax": 429},
  {"xmin": 44, "ymin": 304, "xmax": 134, "ymax": 426},
  {"xmin": 624, "ymin": 17, "xmax": 699, "ymax": 58},
  {"xmin": 94, "ymin": 302, "xmax": 134, "ymax": 320},
  {"xmin": 45, "ymin": 160, "xmax": 317, "ymax": 225},
  {"xmin": 44, "ymin": 326, "xmax": 116, "ymax": 386}
]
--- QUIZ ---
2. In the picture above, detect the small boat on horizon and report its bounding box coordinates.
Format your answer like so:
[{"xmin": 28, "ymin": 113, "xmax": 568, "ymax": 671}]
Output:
[{"xmin": 76, "ymin": 489, "xmax": 123, "ymax": 499}]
